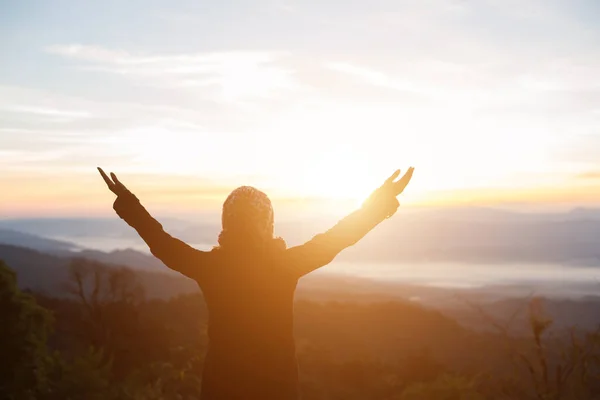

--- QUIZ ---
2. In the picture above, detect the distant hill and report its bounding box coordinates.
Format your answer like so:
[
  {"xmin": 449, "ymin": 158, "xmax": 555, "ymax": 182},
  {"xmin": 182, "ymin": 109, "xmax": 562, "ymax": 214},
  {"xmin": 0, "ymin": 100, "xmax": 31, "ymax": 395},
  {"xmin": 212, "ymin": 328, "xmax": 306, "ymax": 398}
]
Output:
[
  {"xmin": 440, "ymin": 295, "xmax": 600, "ymax": 333},
  {"xmin": 0, "ymin": 244, "xmax": 197, "ymax": 297},
  {"xmin": 0, "ymin": 228, "xmax": 165, "ymax": 271},
  {"xmin": 338, "ymin": 207, "xmax": 600, "ymax": 265},
  {"xmin": 74, "ymin": 248, "xmax": 166, "ymax": 271},
  {"xmin": 0, "ymin": 229, "xmax": 79, "ymax": 253},
  {"xmin": 0, "ymin": 243, "xmax": 412, "ymax": 300},
  {"xmin": 1, "ymin": 243, "xmax": 598, "ymax": 332},
  {"xmin": 0, "ymin": 244, "xmax": 72, "ymax": 293},
  {"xmin": 0, "ymin": 218, "xmax": 138, "ymax": 240},
  {"xmin": 5, "ymin": 207, "xmax": 600, "ymax": 265}
]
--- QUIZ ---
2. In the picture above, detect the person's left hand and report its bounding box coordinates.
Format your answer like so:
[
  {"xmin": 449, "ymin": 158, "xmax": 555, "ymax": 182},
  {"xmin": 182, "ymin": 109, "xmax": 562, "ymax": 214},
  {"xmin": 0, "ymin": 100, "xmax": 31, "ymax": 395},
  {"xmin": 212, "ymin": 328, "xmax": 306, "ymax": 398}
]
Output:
[{"xmin": 98, "ymin": 167, "xmax": 131, "ymax": 197}]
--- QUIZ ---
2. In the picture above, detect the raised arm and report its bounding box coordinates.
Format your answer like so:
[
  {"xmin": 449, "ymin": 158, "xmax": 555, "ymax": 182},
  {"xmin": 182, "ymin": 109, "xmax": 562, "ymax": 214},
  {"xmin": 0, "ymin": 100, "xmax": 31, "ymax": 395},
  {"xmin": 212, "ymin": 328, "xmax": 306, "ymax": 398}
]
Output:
[
  {"xmin": 97, "ymin": 168, "xmax": 214, "ymax": 281},
  {"xmin": 286, "ymin": 168, "xmax": 414, "ymax": 278}
]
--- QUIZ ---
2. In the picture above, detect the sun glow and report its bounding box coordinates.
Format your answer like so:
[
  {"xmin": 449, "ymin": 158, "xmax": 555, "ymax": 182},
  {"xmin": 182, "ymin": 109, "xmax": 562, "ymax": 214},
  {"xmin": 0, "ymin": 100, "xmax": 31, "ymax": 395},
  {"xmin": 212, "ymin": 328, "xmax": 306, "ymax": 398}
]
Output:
[{"xmin": 89, "ymin": 101, "xmax": 561, "ymax": 210}]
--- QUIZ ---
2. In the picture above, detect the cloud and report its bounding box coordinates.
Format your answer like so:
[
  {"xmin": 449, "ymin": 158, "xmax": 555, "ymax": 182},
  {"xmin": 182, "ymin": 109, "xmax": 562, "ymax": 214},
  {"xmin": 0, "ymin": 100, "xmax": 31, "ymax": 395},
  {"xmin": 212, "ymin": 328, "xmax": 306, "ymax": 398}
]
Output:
[
  {"xmin": 45, "ymin": 44, "xmax": 132, "ymax": 63},
  {"xmin": 0, "ymin": 84, "xmax": 242, "ymax": 134},
  {"xmin": 324, "ymin": 62, "xmax": 438, "ymax": 99},
  {"xmin": 577, "ymin": 171, "xmax": 600, "ymax": 180},
  {"xmin": 2, "ymin": 105, "xmax": 92, "ymax": 121},
  {"xmin": 45, "ymin": 45, "xmax": 299, "ymax": 102}
]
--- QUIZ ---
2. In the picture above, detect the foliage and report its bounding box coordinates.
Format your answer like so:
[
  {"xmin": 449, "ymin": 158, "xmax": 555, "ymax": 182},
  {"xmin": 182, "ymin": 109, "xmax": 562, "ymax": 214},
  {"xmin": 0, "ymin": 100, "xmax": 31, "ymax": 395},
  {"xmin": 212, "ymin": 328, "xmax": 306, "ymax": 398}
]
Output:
[
  {"xmin": 1, "ymin": 259, "xmax": 599, "ymax": 399},
  {"xmin": 0, "ymin": 260, "xmax": 52, "ymax": 400},
  {"xmin": 43, "ymin": 347, "xmax": 113, "ymax": 400},
  {"xmin": 121, "ymin": 358, "xmax": 203, "ymax": 400},
  {"xmin": 397, "ymin": 374, "xmax": 485, "ymax": 400}
]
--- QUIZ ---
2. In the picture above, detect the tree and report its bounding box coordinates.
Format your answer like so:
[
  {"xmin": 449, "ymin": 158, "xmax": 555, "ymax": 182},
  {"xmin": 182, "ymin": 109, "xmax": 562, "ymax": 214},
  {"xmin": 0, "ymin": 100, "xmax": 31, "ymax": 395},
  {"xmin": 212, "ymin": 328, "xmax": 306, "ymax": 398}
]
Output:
[
  {"xmin": 44, "ymin": 347, "xmax": 113, "ymax": 400},
  {"xmin": 63, "ymin": 259, "xmax": 156, "ymax": 379},
  {"xmin": 464, "ymin": 296, "xmax": 600, "ymax": 399},
  {"xmin": 0, "ymin": 260, "xmax": 52, "ymax": 399}
]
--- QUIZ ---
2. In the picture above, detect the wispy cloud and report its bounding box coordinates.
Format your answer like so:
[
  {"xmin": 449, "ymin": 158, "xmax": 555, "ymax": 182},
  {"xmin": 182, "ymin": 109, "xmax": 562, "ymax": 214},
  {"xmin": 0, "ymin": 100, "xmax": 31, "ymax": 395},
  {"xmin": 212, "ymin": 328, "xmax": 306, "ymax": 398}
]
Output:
[
  {"xmin": 577, "ymin": 171, "xmax": 600, "ymax": 180},
  {"xmin": 45, "ymin": 44, "xmax": 133, "ymax": 63},
  {"xmin": 45, "ymin": 45, "xmax": 299, "ymax": 102},
  {"xmin": 324, "ymin": 62, "xmax": 438, "ymax": 99},
  {"xmin": 2, "ymin": 105, "xmax": 92, "ymax": 120}
]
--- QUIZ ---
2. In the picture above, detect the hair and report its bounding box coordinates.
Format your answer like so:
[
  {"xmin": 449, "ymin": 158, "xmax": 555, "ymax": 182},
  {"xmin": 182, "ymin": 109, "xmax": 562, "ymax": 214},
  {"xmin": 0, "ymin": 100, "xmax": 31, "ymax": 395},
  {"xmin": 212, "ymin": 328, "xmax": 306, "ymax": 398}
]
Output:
[{"xmin": 212, "ymin": 186, "xmax": 287, "ymax": 255}]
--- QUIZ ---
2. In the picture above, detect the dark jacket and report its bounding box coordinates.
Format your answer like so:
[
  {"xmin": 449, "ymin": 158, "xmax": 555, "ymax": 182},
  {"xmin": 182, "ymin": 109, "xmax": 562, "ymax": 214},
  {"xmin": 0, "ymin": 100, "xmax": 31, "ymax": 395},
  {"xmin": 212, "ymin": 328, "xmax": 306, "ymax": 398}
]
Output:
[{"xmin": 113, "ymin": 189, "xmax": 399, "ymax": 400}]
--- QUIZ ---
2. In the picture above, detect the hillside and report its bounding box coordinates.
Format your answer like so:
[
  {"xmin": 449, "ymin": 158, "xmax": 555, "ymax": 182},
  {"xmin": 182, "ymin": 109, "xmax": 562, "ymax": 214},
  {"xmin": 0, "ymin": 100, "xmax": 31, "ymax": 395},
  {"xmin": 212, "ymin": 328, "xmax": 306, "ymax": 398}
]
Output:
[
  {"xmin": 5, "ymin": 207, "xmax": 600, "ymax": 265},
  {"xmin": 0, "ymin": 229, "xmax": 165, "ymax": 270},
  {"xmin": 1, "ymin": 243, "xmax": 599, "ymax": 334},
  {"xmin": 0, "ymin": 244, "xmax": 197, "ymax": 297},
  {"xmin": 0, "ymin": 228, "xmax": 79, "ymax": 253}
]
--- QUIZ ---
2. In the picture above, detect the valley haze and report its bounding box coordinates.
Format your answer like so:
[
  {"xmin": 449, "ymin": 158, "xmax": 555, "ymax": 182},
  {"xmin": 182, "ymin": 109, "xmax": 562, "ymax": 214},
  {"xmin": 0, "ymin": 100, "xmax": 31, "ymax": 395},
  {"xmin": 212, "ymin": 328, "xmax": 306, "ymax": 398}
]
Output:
[{"xmin": 1, "ymin": 206, "xmax": 599, "ymax": 300}]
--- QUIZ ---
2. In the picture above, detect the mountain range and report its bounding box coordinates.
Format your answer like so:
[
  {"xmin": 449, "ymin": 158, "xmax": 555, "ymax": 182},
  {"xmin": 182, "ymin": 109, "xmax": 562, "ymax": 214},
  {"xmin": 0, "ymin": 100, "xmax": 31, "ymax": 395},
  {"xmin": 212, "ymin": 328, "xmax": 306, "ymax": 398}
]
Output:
[
  {"xmin": 1, "ymin": 240, "xmax": 598, "ymax": 333},
  {"xmin": 3, "ymin": 206, "xmax": 600, "ymax": 266},
  {"xmin": 2, "ymin": 206, "xmax": 600, "ymax": 332}
]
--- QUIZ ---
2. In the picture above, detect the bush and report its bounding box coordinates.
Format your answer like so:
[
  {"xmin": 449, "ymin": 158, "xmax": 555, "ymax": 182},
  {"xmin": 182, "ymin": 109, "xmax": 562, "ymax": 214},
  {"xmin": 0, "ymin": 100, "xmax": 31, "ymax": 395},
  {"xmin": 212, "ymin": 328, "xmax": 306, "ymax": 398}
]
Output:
[{"xmin": 0, "ymin": 260, "xmax": 52, "ymax": 400}]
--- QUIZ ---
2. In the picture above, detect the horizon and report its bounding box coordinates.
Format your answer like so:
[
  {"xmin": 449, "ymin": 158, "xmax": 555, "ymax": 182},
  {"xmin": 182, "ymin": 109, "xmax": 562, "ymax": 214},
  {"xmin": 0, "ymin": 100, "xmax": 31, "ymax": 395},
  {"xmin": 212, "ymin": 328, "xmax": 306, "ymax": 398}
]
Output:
[
  {"xmin": 2, "ymin": 0, "xmax": 600, "ymax": 216},
  {"xmin": 3, "ymin": 202, "xmax": 600, "ymax": 221}
]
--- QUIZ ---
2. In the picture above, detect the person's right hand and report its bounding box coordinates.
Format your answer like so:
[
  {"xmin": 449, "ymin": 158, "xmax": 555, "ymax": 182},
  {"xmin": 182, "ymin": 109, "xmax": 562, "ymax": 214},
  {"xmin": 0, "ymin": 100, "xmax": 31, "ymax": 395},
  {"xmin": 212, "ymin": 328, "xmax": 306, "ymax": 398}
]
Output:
[
  {"xmin": 381, "ymin": 167, "xmax": 414, "ymax": 197},
  {"xmin": 98, "ymin": 167, "xmax": 132, "ymax": 197},
  {"xmin": 363, "ymin": 167, "xmax": 414, "ymax": 218}
]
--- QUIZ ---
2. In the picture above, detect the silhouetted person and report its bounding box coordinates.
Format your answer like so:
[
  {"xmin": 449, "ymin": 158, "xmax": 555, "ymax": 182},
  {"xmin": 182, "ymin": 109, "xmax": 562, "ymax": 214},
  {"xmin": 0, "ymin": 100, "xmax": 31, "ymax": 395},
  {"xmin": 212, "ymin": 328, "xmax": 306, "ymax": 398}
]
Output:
[{"xmin": 98, "ymin": 166, "xmax": 414, "ymax": 400}]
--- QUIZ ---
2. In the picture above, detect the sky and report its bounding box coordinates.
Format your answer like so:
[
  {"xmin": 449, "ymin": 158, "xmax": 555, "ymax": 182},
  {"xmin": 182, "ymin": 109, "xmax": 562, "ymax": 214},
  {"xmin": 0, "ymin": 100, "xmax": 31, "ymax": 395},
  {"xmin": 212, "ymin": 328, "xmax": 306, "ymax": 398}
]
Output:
[{"xmin": 1, "ymin": 0, "xmax": 600, "ymax": 217}]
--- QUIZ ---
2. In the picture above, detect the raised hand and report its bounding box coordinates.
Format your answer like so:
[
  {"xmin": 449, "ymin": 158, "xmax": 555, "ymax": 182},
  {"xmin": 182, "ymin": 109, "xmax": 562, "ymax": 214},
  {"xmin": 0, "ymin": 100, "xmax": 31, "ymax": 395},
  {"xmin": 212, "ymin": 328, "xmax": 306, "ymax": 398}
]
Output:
[
  {"xmin": 382, "ymin": 167, "xmax": 414, "ymax": 197},
  {"xmin": 363, "ymin": 167, "xmax": 414, "ymax": 218},
  {"xmin": 98, "ymin": 167, "xmax": 131, "ymax": 197}
]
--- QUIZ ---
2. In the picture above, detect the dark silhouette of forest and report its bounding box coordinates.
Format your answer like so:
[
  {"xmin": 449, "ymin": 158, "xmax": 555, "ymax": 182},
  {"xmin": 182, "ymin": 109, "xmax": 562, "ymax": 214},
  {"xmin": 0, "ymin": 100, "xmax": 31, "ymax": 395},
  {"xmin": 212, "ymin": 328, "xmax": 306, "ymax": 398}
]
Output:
[{"xmin": 2, "ymin": 257, "xmax": 599, "ymax": 399}]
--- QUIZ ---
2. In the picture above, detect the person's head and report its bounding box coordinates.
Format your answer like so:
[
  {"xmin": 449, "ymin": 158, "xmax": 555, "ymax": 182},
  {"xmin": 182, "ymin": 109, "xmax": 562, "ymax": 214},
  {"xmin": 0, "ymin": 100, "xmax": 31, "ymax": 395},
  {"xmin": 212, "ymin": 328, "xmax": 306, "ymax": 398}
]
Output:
[{"xmin": 216, "ymin": 186, "xmax": 286, "ymax": 253}]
